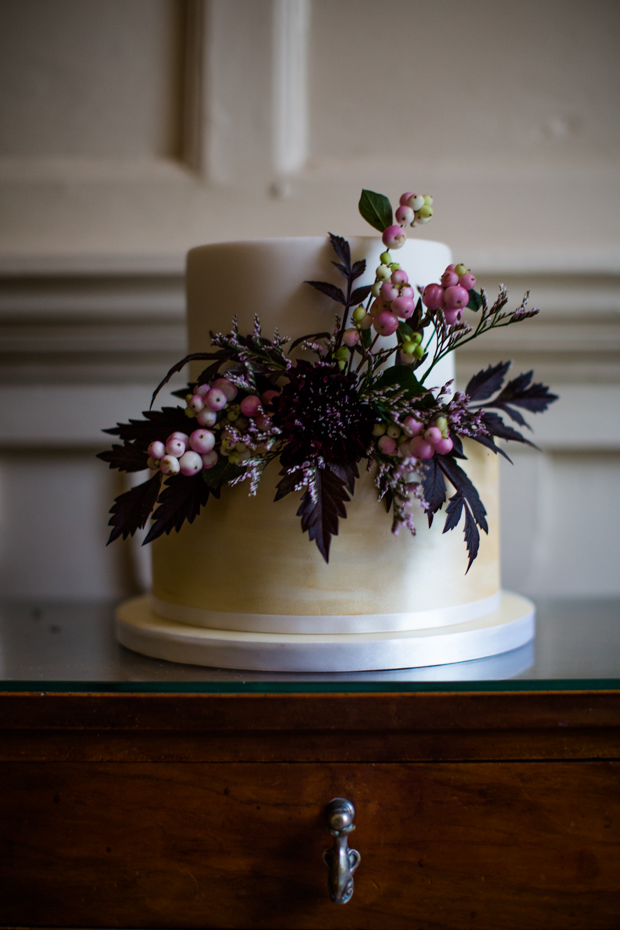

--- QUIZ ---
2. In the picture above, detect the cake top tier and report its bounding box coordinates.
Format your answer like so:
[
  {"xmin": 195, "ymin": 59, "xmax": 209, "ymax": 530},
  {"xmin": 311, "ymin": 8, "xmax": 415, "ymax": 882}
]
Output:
[{"xmin": 187, "ymin": 236, "xmax": 451, "ymax": 349}]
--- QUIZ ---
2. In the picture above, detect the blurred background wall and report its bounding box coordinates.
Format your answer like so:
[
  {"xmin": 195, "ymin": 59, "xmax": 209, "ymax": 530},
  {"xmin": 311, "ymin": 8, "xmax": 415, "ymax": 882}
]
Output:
[{"xmin": 0, "ymin": 0, "xmax": 618, "ymax": 601}]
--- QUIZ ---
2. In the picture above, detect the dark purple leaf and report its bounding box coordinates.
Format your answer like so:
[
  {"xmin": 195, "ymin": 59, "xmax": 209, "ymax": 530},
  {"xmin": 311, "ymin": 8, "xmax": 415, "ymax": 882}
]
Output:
[
  {"xmin": 331, "ymin": 261, "xmax": 349, "ymax": 278},
  {"xmin": 274, "ymin": 470, "xmax": 301, "ymax": 501},
  {"xmin": 482, "ymin": 411, "xmax": 537, "ymax": 449},
  {"xmin": 106, "ymin": 473, "xmax": 162, "ymax": 544},
  {"xmin": 305, "ymin": 280, "xmax": 346, "ymax": 305},
  {"xmin": 150, "ymin": 352, "xmax": 225, "ymax": 408},
  {"xmin": 493, "ymin": 372, "xmax": 559, "ymax": 413},
  {"xmin": 351, "ymin": 259, "xmax": 366, "ymax": 281},
  {"xmin": 103, "ymin": 407, "xmax": 189, "ymax": 444},
  {"xmin": 196, "ymin": 359, "xmax": 228, "ymax": 387},
  {"xmin": 328, "ymin": 233, "xmax": 351, "ymax": 272},
  {"xmin": 492, "ymin": 403, "xmax": 530, "ymax": 429},
  {"xmin": 443, "ymin": 492, "xmax": 464, "ymax": 532},
  {"xmin": 329, "ymin": 460, "xmax": 358, "ymax": 494},
  {"xmin": 447, "ymin": 434, "xmax": 467, "ymax": 459},
  {"xmin": 469, "ymin": 430, "xmax": 513, "ymax": 463},
  {"xmin": 349, "ymin": 285, "xmax": 372, "ymax": 305},
  {"xmin": 171, "ymin": 384, "xmax": 193, "ymax": 399},
  {"xmin": 297, "ymin": 468, "xmax": 350, "ymax": 563},
  {"xmin": 358, "ymin": 190, "xmax": 393, "ymax": 233},
  {"xmin": 97, "ymin": 442, "xmax": 149, "ymax": 472},
  {"xmin": 144, "ymin": 474, "xmax": 210, "ymax": 544},
  {"xmin": 421, "ymin": 457, "xmax": 447, "ymax": 527},
  {"xmin": 463, "ymin": 504, "xmax": 480, "ymax": 572},
  {"xmin": 436, "ymin": 455, "xmax": 488, "ymax": 533},
  {"xmin": 442, "ymin": 493, "xmax": 480, "ymax": 572},
  {"xmin": 465, "ymin": 361, "xmax": 511, "ymax": 402}
]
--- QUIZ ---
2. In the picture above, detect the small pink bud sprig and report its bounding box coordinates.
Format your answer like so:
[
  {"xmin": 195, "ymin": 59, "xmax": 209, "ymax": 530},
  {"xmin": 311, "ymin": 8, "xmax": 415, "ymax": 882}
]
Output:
[{"xmin": 359, "ymin": 188, "xmax": 433, "ymax": 253}]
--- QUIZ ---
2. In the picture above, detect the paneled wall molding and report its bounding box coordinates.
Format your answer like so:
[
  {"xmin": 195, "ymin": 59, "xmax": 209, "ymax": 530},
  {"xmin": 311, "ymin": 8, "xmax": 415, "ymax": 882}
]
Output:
[
  {"xmin": 271, "ymin": 0, "xmax": 310, "ymax": 192},
  {"xmin": 2, "ymin": 1, "xmax": 617, "ymax": 274},
  {"xmin": 1, "ymin": 269, "xmax": 618, "ymax": 387}
]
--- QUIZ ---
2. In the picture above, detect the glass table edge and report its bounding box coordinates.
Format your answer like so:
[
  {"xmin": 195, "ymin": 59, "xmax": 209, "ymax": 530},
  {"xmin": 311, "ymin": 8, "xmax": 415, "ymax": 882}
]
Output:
[{"xmin": 0, "ymin": 679, "xmax": 619, "ymax": 695}]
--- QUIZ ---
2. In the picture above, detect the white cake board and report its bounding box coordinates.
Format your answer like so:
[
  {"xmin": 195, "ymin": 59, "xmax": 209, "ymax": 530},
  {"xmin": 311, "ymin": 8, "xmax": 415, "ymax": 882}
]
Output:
[{"xmin": 116, "ymin": 591, "xmax": 534, "ymax": 673}]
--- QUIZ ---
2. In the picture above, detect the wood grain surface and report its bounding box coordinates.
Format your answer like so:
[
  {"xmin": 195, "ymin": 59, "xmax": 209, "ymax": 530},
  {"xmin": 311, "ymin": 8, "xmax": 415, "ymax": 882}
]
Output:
[
  {"xmin": 1, "ymin": 691, "xmax": 619, "ymax": 763},
  {"xmin": 1, "ymin": 760, "xmax": 619, "ymax": 929}
]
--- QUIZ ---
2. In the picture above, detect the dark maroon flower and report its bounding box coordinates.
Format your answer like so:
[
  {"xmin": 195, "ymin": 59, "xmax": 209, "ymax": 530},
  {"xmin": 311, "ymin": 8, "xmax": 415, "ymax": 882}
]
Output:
[{"xmin": 274, "ymin": 360, "xmax": 374, "ymax": 467}]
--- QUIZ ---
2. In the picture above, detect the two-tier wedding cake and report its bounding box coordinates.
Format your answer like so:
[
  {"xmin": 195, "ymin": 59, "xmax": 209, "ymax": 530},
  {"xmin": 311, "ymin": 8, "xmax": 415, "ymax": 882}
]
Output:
[{"xmin": 103, "ymin": 189, "xmax": 556, "ymax": 671}]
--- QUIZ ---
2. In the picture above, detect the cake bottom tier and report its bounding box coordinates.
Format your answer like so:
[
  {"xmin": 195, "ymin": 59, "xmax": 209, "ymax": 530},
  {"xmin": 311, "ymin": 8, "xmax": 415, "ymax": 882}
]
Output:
[{"xmin": 116, "ymin": 591, "xmax": 534, "ymax": 673}]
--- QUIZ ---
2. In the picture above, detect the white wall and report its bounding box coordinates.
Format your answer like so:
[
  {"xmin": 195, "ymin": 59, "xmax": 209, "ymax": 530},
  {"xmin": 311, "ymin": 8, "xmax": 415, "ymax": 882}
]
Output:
[{"xmin": 0, "ymin": 0, "xmax": 618, "ymax": 599}]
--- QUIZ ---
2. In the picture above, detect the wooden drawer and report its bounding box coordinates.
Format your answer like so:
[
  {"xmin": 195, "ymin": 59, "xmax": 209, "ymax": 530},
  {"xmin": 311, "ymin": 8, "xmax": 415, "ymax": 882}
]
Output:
[{"xmin": 1, "ymin": 761, "xmax": 619, "ymax": 929}]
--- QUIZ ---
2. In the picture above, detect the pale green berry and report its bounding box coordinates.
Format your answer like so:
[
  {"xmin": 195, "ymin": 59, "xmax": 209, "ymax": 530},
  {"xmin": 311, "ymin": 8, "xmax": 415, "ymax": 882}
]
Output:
[
  {"xmin": 417, "ymin": 204, "xmax": 433, "ymax": 219},
  {"xmin": 435, "ymin": 416, "xmax": 448, "ymax": 432},
  {"xmin": 352, "ymin": 305, "xmax": 366, "ymax": 323},
  {"xmin": 226, "ymin": 404, "xmax": 240, "ymax": 422},
  {"xmin": 184, "ymin": 407, "xmax": 197, "ymax": 418},
  {"xmin": 389, "ymin": 263, "xmax": 401, "ymax": 272},
  {"xmin": 335, "ymin": 346, "xmax": 349, "ymax": 360},
  {"xmin": 387, "ymin": 424, "xmax": 401, "ymax": 439},
  {"xmin": 185, "ymin": 394, "xmax": 193, "ymax": 403},
  {"xmin": 414, "ymin": 344, "xmax": 424, "ymax": 359},
  {"xmin": 147, "ymin": 456, "xmax": 159, "ymax": 470},
  {"xmin": 372, "ymin": 423, "xmax": 387, "ymax": 437},
  {"xmin": 376, "ymin": 264, "xmax": 391, "ymax": 280},
  {"xmin": 413, "ymin": 332, "xmax": 422, "ymax": 344},
  {"xmin": 423, "ymin": 194, "xmax": 433, "ymax": 206},
  {"xmin": 338, "ymin": 360, "xmax": 347, "ymax": 371},
  {"xmin": 454, "ymin": 263, "xmax": 468, "ymax": 277},
  {"xmin": 371, "ymin": 282, "xmax": 382, "ymax": 298},
  {"xmin": 228, "ymin": 450, "xmax": 241, "ymax": 464},
  {"xmin": 380, "ymin": 251, "xmax": 392, "ymax": 264},
  {"xmin": 401, "ymin": 341, "xmax": 416, "ymax": 355}
]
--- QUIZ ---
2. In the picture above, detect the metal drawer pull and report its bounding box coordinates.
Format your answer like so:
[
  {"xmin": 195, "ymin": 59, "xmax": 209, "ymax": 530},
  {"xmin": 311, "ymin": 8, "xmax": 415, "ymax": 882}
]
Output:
[{"xmin": 323, "ymin": 798, "xmax": 360, "ymax": 904}]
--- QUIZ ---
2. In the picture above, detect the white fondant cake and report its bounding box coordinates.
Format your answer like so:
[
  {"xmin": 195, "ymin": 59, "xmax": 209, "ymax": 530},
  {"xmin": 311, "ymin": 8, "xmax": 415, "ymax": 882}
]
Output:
[{"xmin": 116, "ymin": 236, "xmax": 534, "ymax": 670}]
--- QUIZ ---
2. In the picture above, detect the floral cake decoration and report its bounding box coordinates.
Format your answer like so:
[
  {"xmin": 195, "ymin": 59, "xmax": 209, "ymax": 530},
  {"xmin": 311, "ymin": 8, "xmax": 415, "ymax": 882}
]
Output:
[{"xmin": 98, "ymin": 190, "xmax": 558, "ymax": 569}]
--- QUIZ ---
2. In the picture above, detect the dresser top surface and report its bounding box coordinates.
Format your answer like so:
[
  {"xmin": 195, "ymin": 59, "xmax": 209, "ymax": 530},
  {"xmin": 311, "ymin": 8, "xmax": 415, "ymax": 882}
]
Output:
[{"xmin": 0, "ymin": 597, "xmax": 618, "ymax": 693}]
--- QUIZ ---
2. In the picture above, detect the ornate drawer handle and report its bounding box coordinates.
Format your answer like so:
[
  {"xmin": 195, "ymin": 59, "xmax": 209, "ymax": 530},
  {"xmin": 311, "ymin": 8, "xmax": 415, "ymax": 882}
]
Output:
[{"xmin": 323, "ymin": 798, "xmax": 361, "ymax": 904}]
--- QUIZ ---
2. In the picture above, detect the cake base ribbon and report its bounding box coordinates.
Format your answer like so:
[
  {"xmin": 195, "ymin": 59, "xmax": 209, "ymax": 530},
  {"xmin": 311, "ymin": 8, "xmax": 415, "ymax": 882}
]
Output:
[{"xmin": 150, "ymin": 591, "xmax": 502, "ymax": 635}]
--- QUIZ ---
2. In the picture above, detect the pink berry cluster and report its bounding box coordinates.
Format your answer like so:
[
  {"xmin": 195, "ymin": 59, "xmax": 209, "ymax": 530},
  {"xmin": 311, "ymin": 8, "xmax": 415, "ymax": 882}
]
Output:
[
  {"xmin": 147, "ymin": 429, "xmax": 218, "ymax": 476},
  {"xmin": 373, "ymin": 415, "xmax": 453, "ymax": 460},
  {"xmin": 382, "ymin": 192, "xmax": 434, "ymax": 250},
  {"xmin": 346, "ymin": 255, "xmax": 421, "ymax": 348},
  {"xmin": 147, "ymin": 376, "xmax": 281, "ymax": 474},
  {"xmin": 184, "ymin": 376, "xmax": 239, "ymax": 426},
  {"xmin": 219, "ymin": 388, "xmax": 280, "ymax": 464},
  {"xmin": 422, "ymin": 263, "xmax": 476, "ymax": 326}
]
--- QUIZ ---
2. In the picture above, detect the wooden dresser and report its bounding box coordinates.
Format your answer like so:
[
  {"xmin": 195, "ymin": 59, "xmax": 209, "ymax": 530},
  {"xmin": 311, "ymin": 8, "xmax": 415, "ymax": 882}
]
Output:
[{"xmin": 0, "ymin": 599, "xmax": 619, "ymax": 929}]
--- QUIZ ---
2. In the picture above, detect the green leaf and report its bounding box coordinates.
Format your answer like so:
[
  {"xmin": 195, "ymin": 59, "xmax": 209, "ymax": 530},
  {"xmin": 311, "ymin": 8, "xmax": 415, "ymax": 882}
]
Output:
[
  {"xmin": 201, "ymin": 456, "xmax": 244, "ymax": 490},
  {"xmin": 397, "ymin": 322, "xmax": 414, "ymax": 343},
  {"xmin": 374, "ymin": 365, "xmax": 426, "ymax": 398},
  {"xmin": 467, "ymin": 289, "xmax": 483, "ymax": 312},
  {"xmin": 358, "ymin": 189, "xmax": 393, "ymax": 233},
  {"xmin": 360, "ymin": 326, "xmax": 372, "ymax": 349}
]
